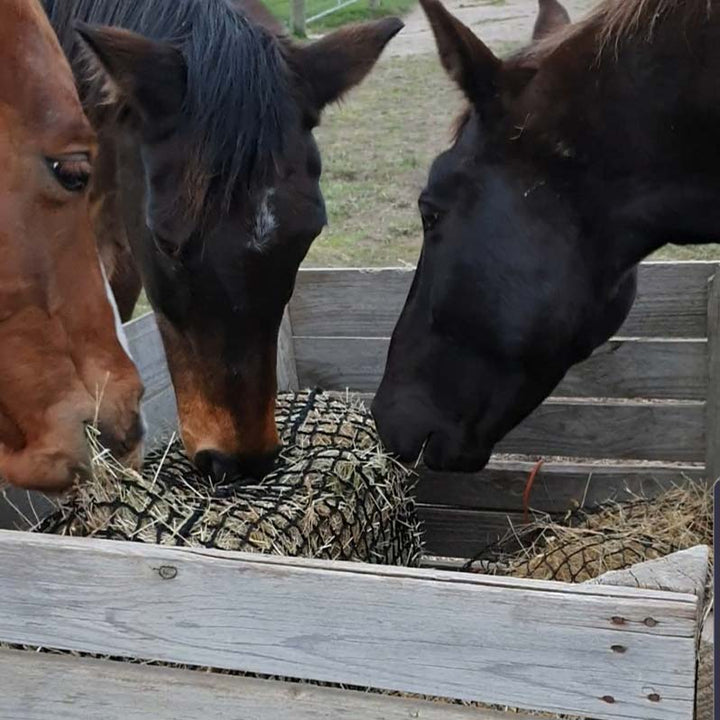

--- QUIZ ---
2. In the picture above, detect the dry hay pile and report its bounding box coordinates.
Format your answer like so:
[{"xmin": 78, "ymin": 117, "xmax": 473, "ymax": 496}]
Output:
[
  {"xmin": 469, "ymin": 483, "xmax": 713, "ymax": 583},
  {"xmin": 38, "ymin": 390, "xmax": 423, "ymax": 567}
]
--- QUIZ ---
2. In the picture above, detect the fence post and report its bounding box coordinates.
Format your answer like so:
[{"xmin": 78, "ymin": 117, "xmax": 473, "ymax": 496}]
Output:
[
  {"xmin": 292, "ymin": 0, "xmax": 306, "ymax": 36},
  {"xmin": 705, "ymin": 269, "xmax": 720, "ymax": 483}
]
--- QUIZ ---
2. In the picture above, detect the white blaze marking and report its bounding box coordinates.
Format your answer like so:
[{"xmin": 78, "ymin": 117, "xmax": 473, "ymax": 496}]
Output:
[{"xmin": 252, "ymin": 188, "xmax": 277, "ymax": 251}]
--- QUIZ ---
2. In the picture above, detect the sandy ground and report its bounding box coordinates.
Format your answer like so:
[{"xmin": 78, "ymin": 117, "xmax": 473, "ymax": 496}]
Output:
[{"xmin": 386, "ymin": 0, "xmax": 597, "ymax": 57}]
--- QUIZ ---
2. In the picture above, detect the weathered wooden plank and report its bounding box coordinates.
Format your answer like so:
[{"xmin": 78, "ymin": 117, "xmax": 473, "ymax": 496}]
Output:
[
  {"xmin": 292, "ymin": 267, "xmax": 412, "ymax": 338},
  {"xmin": 696, "ymin": 608, "xmax": 714, "ymax": 720},
  {"xmin": 586, "ymin": 546, "xmax": 709, "ymax": 606},
  {"xmin": 0, "ymin": 649, "xmax": 527, "ymax": 720},
  {"xmin": 705, "ymin": 272, "xmax": 720, "ymax": 482},
  {"xmin": 141, "ymin": 386, "xmax": 178, "ymax": 443},
  {"xmin": 277, "ymin": 306, "xmax": 300, "ymax": 393},
  {"xmin": 124, "ymin": 312, "xmax": 170, "ymax": 400},
  {"xmin": 415, "ymin": 459, "xmax": 704, "ymax": 512},
  {"xmin": 347, "ymin": 392, "xmax": 706, "ymax": 464},
  {"xmin": 497, "ymin": 399, "xmax": 705, "ymax": 462},
  {"xmin": 0, "ymin": 531, "xmax": 699, "ymax": 720},
  {"xmin": 291, "ymin": 263, "xmax": 718, "ymax": 339},
  {"xmin": 622, "ymin": 262, "xmax": 717, "ymax": 338},
  {"xmin": 123, "ymin": 312, "xmax": 178, "ymax": 436},
  {"xmin": 418, "ymin": 506, "xmax": 524, "ymax": 558},
  {"xmin": 295, "ymin": 337, "xmax": 707, "ymax": 400}
]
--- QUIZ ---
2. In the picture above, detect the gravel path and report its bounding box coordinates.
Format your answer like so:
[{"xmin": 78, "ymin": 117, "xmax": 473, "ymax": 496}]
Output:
[{"xmin": 386, "ymin": 0, "xmax": 597, "ymax": 57}]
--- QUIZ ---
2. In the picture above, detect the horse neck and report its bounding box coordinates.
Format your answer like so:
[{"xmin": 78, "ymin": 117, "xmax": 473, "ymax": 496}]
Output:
[{"xmin": 538, "ymin": 11, "xmax": 720, "ymax": 271}]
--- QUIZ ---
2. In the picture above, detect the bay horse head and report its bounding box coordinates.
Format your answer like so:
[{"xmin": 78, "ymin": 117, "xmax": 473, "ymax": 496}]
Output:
[
  {"xmin": 0, "ymin": 0, "xmax": 144, "ymax": 490},
  {"xmin": 374, "ymin": 0, "xmax": 720, "ymax": 471},
  {"xmin": 45, "ymin": 0, "xmax": 402, "ymax": 482}
]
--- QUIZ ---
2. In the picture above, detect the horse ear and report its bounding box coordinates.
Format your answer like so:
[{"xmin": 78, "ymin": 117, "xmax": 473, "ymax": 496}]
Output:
[
  {"xmin": 295, "ymin": 17, "xmax": 403, "ymax": 110},
  {"xmin": 75, "ymin": 23, "xmax": 186, "ymax": 126},
  {"xmin": 419, "ymin": 0, "xmax": 501, "ymax": 107},
  {"xmin": 532, "ymin": 0, "xmax": 571, "ymax": 40}
]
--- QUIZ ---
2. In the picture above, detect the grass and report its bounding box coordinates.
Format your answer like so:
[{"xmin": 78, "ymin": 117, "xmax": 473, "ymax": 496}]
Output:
[
  {"xmin": 264, "ymin": 0, "xmax": 416, "ymax": 33},
  {"xmin": 307, "ymin": 53, "xmax": 463, "ymax": 267}
]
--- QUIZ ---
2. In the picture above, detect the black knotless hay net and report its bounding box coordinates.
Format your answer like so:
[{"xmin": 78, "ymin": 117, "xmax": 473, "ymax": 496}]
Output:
[
  {"xmin": 463, "ymin": 484, "xmax": 713, "ymax": 583},
  {"xmin": 39, "ymin": 390, "xmax": 423, "ymax": 567}
]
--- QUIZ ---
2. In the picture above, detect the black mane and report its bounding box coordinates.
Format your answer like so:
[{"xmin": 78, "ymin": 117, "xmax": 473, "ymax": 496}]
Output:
[{"xmin": 44, "ymin": 0, "xmax": 292, "ymax": 197}]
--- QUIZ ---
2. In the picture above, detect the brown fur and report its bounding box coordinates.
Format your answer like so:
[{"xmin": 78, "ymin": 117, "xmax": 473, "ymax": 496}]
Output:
[{"xmin": 0, "ymin": 0, "xmax": 144, "ymax": 490}]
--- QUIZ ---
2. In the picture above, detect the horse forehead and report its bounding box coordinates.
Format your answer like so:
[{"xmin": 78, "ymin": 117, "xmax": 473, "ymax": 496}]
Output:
[{"xmin": 0, "ymin": 0, "xmax": 92, "ymax": 145}]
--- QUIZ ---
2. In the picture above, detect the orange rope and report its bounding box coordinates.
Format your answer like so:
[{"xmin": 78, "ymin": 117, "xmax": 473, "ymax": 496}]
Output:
[{"xmin": 522, "ymin": 459, "xmax": 544, "ymax": 523}]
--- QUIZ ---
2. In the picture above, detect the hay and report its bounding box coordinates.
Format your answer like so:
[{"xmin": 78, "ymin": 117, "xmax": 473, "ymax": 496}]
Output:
[
  {"xmin": 470, "ymin": 483, "xmax": 713, "ymax": 583},
  {"xmin": 38, "ymin": 390, "xmax": 423, "ymax": 567}
]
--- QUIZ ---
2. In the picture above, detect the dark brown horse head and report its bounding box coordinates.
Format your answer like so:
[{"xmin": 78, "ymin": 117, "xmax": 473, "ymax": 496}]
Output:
[
  {"xmin": 45, "ymin": 0, "xmax": 402, "ymax": 481},
  {"xmin": 0, "ymin": 0, "xmax": 144, "ymax": 491},
  {"xmin": 374, "ymin": 0, "xmax": 720, "ymax": 471}
]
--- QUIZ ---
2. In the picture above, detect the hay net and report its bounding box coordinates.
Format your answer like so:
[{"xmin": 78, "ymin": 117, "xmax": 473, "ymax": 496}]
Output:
[
  {"xmin": 465, "ymin": 484, "xmax": 713, "ymax": 583},
  {"xmin": 39, "ymin": 390, "xmax": 423, "ymax": 567}
]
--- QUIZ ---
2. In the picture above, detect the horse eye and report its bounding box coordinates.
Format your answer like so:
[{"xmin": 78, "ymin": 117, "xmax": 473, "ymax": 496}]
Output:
[
  {"xmin": 420, "ymin": 202, "xmax": 442, "ymax": 234},
  {"xmin": 46, "ymin": 154, "xmax": 92, "ymax": 193},
  {"xmin": 153, "ymin": 232, "xmax": 182, "ymax": 259}
]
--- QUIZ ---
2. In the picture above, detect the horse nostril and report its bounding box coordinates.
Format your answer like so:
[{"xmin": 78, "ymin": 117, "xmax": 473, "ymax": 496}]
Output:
[
  {"xmin": 195, "ymin": 450, "xmax": 234, "ymax": 483},
  {"xmin": 194, "ymin": 447, "xmax": 280, "ymax": 484},
  {"xmin": 126, "ymin": 412, "xmax": 145, "ymax": 449},
  {"xmin": 95, "ymin": 412, "xmax": 144, "ymax": 458}
]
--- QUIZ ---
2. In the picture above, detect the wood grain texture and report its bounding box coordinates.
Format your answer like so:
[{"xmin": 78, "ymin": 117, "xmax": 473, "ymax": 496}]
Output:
[
  {"xmin": 415, "ymin": 459, "xmax": 704, "ymax": 513},
  {"xmin": 124, "ymin": 313, "xmax": 170, "ymax": 401},
  {"xmin": 124, "ymin": 313, "xmax": 178, "ymax": 439},
  {"xmin": 705, "ymin": 272, "xmax": 720, "ymax": 482},
  {"xmin": 586, "ymin": 546, "xmax": 709, "ymax": 604},
  {"xmin": 291, "ymin": 263, "xmax": 718, "ymax": 339},
  {"xmin": 418, "ymin": 506, "xmax": 524, "ymax": 558},
  {"xmin": 0, "ymin": 648, "xmax": 531, "ymax": 720},
  {"xmin": 347, "ymin": 391, "xmax": 706, "ymax": 464},
  {"xmin": 496, "ymin": 399, "xmax": 705, "ymax": 462},
  {"xmin": 295, "ymin": 336, "xmax": 707, "ymax": 400},
  {"xmin": 0, "ymin": 531, "xmax": 699, "ymax": 720},
  {"xmin": 277, "ymin": 306, "xmax": 300, "ymax": 392},
  {"xmin": 695, "ymin": 608, "xmax": 714, "ymax": 720}
]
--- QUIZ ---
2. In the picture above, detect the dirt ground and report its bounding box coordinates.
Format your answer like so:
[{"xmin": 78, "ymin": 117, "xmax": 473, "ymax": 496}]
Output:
[
  {"xmin": 305, "ymin": 0, "xmax": 720, "ymax": 267},
  {"xmin": 386, "ymin": 0, "xmax": 595, "ymax": 57}
]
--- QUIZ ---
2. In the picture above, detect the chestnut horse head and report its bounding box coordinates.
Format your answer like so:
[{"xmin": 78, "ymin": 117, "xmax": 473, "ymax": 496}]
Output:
[
  {"xmin": 374, "ymin": 0, "xmax": 720, "ymax": 471},
  {"xmin": 0, "ymin": 0, "xmax": 144, "ymax": 491},
  {"xmin": 45, "ymin": 0, "xmax": 402, "ymax": 482}
]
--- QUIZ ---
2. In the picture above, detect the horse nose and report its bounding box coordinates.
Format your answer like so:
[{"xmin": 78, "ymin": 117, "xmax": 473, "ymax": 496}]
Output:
[
  {"xmin": 195, "ymin": 447, "xmax": 280, "ymax": 484},
  {"xmin": 97, "ymin": 412, "xmax": 144, "ymax": 460},
  {"xmin": 371, "ymin": 393, "xmax": 429, "ymax": 463}
]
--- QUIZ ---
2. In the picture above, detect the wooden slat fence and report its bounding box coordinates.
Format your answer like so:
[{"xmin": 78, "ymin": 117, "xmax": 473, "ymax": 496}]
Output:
[
  {"xmin": 2, "ymin": 262, "xmax": 714, "ymax": 558},
  {"xmin": 0, "ymin": 531, "xmax": 702, "ymax": 720},
  {"xmin": 105, "ymin": 261, "xmax": 720, "ymax": 558}
]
